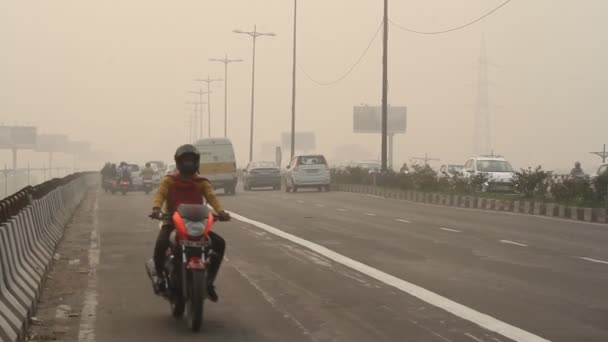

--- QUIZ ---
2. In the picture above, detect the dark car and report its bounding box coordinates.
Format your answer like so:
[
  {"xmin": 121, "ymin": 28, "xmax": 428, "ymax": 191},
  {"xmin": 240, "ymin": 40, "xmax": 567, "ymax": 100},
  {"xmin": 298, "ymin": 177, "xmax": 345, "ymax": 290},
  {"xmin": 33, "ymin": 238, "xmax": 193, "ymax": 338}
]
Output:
[{"xmin": 242, "ymin": 161, "xmax": 281, "ymax": 191}]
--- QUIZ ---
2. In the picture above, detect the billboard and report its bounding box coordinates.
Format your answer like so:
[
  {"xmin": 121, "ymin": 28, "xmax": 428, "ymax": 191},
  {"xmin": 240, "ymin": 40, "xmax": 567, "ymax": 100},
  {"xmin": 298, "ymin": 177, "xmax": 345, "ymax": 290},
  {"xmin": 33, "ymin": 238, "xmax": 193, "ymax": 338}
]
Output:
[
  {"xmin": 36, "ymin": 134, "xmax": 68, "ymax": 153},
  {"xmin": 0, "ymin": 126, "xmax": 37, "ymax": 149},
  {"xmin": 353, "ymin": 106, "xmax": 406, "ymax": 134},
  {"xmin": 281, "ymin": 132, "xmax": 316, "ymax": 151}
]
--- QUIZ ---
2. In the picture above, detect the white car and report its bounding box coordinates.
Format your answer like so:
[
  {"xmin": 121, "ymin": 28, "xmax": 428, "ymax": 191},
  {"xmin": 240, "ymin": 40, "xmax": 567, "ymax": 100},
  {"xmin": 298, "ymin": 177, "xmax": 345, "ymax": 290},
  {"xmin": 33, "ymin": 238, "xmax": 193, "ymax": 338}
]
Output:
[
  {"xmin": 596, "ymin": 164, "xmax": 608, "ymax": 177},
  {"xmin": 462, "ymin": 157, "xmax": 515, "ymax": 192},
  {"xmin": 165, "ymin": 163, "xmax": 177, "ymax": 176},
  {"xmin": 284, "ymin": 154, "xmax": 331, "ymax": 192}
]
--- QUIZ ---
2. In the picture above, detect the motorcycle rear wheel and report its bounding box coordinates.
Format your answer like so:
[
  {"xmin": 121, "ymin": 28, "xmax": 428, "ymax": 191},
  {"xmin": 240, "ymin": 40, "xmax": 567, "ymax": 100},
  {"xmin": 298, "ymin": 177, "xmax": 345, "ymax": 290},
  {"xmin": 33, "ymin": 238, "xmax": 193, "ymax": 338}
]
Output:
[{"xmin": 187, "ymin": 270, "xmax": 206, "ymax": 332}]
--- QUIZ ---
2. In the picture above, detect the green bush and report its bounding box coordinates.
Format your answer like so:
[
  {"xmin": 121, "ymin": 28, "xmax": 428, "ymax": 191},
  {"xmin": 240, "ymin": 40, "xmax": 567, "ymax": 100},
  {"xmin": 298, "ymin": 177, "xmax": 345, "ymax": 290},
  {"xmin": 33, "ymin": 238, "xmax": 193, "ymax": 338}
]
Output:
[
  {"xmin": 549, "ymin": 175, "xmax": 594, "ymax": 206},
  {"xmin": 513, "ymin": 166, "xmax": 551, "ymax": 198}
]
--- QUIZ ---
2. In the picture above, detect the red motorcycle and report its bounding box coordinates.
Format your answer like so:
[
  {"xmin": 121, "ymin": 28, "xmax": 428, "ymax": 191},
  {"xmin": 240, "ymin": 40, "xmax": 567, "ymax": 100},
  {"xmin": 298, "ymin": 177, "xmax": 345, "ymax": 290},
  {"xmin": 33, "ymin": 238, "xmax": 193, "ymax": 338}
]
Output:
[
  {"xmin": 119, "ymin": 180, "xmax": 130, "ymax": 195},
  {"xmin": 146, "ymin": 204, "xmax": 224, "ymax": 332}
]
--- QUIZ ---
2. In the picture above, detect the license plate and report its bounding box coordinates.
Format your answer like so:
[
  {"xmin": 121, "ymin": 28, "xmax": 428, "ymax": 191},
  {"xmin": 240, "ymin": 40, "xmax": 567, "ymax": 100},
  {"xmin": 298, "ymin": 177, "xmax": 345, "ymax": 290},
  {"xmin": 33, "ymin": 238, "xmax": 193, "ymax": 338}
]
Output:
[{"xmin": 180, "ymin": 240, "xmax": 207, "ymax": 248}]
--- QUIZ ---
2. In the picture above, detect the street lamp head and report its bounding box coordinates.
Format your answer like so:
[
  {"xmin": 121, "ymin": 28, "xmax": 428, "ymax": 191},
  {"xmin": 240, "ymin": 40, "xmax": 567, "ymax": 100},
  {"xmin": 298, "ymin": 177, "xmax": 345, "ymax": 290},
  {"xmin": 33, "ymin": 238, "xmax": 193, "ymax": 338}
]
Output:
[
  {"xmin": 233, "ymin": 29, "xmax": 245, "ymax": 34},
  {"xmin": 262, "ymin": 32, "xmax": 277, "ymax": 37}
]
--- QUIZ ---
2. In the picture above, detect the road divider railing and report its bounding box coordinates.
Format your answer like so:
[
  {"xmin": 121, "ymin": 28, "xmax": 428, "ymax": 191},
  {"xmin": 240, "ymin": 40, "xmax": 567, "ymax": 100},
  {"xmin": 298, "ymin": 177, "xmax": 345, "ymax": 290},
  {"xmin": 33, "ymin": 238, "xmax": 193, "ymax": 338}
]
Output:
[
  {"xmin": 332, "ymin": 184, "xmax": 608, "ymax": 224},
  {"xmin": 0, "ymin": 172, "xmax": 97, "ymax": 342}
]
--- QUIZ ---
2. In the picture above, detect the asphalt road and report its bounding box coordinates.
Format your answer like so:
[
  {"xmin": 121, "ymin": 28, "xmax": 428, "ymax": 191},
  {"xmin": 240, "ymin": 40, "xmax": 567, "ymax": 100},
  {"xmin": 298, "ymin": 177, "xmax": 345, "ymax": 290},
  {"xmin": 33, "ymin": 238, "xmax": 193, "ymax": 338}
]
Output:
[{"xmin": 59, "ymin": 186, "xmax": 608, "ymax": 341}]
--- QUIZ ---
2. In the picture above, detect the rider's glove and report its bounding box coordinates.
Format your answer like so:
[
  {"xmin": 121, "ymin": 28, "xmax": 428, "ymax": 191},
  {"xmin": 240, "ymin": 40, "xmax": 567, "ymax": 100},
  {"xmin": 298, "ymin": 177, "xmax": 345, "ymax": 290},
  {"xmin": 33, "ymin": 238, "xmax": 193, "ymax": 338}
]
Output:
[{"xmin": 150, "ymin": 207, "xmax": 161, "ymax": 219}]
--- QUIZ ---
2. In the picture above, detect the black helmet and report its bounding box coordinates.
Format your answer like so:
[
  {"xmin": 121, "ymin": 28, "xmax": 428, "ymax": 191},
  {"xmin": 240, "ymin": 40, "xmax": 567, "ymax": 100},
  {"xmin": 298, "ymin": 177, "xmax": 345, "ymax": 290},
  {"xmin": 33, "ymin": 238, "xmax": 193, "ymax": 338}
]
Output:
[
  {"xmin": 174, "ymin": 144, "xmax": 200, "ymax": 176},
  {"xmin": 145, "ymin": 162, "xmax": 151, "ymax": 168}
]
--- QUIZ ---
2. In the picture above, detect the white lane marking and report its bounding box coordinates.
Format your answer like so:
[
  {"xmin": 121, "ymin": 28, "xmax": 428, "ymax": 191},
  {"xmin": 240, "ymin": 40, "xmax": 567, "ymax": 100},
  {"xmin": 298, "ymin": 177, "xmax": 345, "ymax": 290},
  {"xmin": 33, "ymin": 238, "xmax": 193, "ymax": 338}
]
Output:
[
  {"xmin": 365, "ymin": 194, "xmax": 385, "ymax": 199},
  {"xmin": 365, "ymin": 213, "xmax": 376, "ymax": 217},
  {"xmin": 395, "ymin": 219, "xmax": 411, "ymax": 223},
  {"xmin": 440, "ymin": 228, "xmax": 461, "ymax": 233},
  {"xmin": 230, "ymin": 212, "xmax": 549, "ymax": 342},
  {"xmin": 296, "ymin": 200, "xmax": 305, "ymax": 204},
  {"xmin": 233, "ymin": 265, "xmax": 320, "ymax": 342},
  {"xmin": 499, "ymin": 240, "xmax": 528, "ymax": 247},
  {"xmin": 315, "ymin": 204, "xmax": 325, "ymax": 208},
  {"xmin": 464, "ymin": 332, "xmax": 486, "ymax": 342},
  {"xmin": 78, "ymin": 192, "xmax": 100, "ymax": 342},
  {"xmin": 337, "ymin": 208, "xmax": 348, "ymax": 212},
  {"xmin": 576, "ymin": 257, "xmax": 608, "ymax": 265}
]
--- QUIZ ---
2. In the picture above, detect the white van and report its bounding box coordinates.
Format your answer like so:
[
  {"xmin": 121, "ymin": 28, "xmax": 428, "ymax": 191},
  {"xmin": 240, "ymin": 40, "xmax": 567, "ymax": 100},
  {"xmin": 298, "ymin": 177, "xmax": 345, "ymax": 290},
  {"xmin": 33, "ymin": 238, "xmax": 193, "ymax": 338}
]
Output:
[{"xmin": 193, "ymin": 138, "xmax": 238, "ymax": 195}]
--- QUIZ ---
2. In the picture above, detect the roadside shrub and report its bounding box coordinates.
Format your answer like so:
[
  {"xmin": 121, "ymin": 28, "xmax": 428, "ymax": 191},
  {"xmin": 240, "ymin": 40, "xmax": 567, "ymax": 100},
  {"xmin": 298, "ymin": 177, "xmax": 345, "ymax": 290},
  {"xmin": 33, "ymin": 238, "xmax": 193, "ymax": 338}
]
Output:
[
  {"xmin": 550, "ymin": 175, "xmax": 594, "ymax": 206},
  {"xmin": 410, "ymin": 164, "xmax": 439, "ymax": 191},
  {"xmin": 593, "ymin": 171, "xmax": 608, "ymax": 204},
  {"xmin": 513, "ymin": 166, "xmax": 551, "ymax": 198}
]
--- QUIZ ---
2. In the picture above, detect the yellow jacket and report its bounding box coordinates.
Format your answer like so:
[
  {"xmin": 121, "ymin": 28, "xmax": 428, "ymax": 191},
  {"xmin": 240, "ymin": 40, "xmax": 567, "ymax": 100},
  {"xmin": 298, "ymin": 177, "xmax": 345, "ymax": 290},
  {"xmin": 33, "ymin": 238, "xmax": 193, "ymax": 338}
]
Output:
[{"xmin": 153, "ymin": 174, "xmax": 224, "ymax": 213}]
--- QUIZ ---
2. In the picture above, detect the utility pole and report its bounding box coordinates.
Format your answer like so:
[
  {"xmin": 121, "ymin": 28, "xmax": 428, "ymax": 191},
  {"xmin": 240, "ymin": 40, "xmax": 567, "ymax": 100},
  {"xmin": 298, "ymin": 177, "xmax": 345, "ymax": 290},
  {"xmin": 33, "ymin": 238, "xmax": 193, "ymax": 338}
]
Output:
[
  {"xmin": 210, "ymin": 55, "xmax": 243, "ymax": 138},
  {"xmin": 290, "ymin": 0, "xmax": 298, "ymax": 160},
  {"xmin": 590, "ymin": 144, "xmax": 608, "ymax": 164},
  {"xmin": 412, "ymin": 153, "xmax": 440, "ymax": 165},
  {"xmin": 381, "ymin": 0, "xmax": 389, "ymax": 171},
  {"xmin": 234, "ymin": 26, "xmax": 276, "ymax": 162},
  {"xmin": 195, "ymin": 76, "xmax": 223, "ymax": 138}
]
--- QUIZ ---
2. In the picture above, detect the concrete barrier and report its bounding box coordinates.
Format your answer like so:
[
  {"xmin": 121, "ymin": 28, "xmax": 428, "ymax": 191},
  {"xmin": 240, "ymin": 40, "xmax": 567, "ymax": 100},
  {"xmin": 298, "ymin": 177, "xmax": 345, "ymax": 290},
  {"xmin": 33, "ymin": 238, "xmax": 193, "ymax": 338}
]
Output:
[{"xmin": 0, "ymin": 173, "xmax": 95, "ymax": 341}]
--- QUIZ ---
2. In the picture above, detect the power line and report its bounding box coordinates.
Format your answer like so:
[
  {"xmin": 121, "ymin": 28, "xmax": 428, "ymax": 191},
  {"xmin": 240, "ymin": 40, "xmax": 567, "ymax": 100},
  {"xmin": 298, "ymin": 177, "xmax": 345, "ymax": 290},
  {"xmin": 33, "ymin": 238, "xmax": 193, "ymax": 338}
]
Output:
[
  {"xmin": 298, "ymin": 20, "xmax": 383, "ymax": 86},
  {"xmin": 390, "ymin": 0, "xmax": 512, "ymax": 35}
]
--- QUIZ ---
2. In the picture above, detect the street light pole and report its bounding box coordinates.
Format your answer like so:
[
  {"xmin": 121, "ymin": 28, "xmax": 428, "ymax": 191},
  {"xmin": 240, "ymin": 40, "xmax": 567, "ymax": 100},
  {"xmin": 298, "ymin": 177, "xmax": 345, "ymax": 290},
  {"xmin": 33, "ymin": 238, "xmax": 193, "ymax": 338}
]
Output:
[
  {"xmin": 186, "ymin": 100, "xmax": 205, "ymax": 141},
  {"xmin": 210, "ymin": 55, "xmax": 243, "ymax": 138},
  {"xmin": 234, "ymin": 26, "xmax": 276, "ymax": 162},
  {"xmin": 381, "ymin": 0, "xmax": 389, "ymax": 171},
  {"xmin": 188, "ymin": 90, "xmax": 208, "ymax": 139},
  {"xmin": 195, "ymin": 76, "xmax": 223, "ymax": 138},
  {"xmin": 291, "ymin": 0, "xmax": 298, "ymax": 160}
]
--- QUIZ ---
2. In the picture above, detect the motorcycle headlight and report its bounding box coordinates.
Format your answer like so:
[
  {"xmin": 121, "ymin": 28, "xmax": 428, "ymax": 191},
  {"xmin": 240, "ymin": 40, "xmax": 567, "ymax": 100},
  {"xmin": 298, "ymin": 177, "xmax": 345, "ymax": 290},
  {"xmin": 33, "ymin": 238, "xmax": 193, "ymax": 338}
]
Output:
[{"xmin": 184, "ymin": 219, "xmax": 207, "ymax": 237}]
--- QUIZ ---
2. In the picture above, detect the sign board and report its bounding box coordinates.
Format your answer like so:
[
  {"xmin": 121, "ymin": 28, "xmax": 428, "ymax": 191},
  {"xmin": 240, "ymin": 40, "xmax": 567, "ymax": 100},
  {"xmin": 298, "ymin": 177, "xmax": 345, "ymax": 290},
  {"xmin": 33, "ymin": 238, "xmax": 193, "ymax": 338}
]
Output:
[
  {"xmin": 353, "ymin": 106, "xmax": 407, "ymax": 134},
  {"xmin": 281, "ymin": 132, "xmax": 316, "ymax": 152},
  {"xmin": 0, "ymin": 126, "xmax": 37, "ymax": 149},
  {"xmin": 36, "ymin": 134, "xmax": 68, "ymax": 153}
]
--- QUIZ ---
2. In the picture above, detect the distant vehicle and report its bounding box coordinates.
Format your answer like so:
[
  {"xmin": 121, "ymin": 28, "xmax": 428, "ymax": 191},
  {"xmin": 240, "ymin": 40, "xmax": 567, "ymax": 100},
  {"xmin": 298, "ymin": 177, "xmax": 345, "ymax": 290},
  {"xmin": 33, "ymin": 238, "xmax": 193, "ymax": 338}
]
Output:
[
  {"xmin": 242, "ymin": 161, "xmax": 281, "ymax": 191},
  {"xmin": 194, "ymin": 138, "xmax": 238, "ymax": 195},
  {"xmin": 333, "ymin": 160, "xmax": 380, "ymax": 173},
  {"xmin": 438, "ymin": 164, "xmax": 464, "ymax": 178},
  {"xmin": 350, "ymin": 160, "xmax": 381, "ymax": 172},
  {"xmin": 147, "ymin": 161, "xmax": 166, "ymax": 173},
  {"xmin": 597, "ymin": 164, "xmax": 608, "ymax": 176},
  {"xmin": 128, "ymin": 164, "xmax": 142, "ymax": 190},
  {"xmin": 462, "ymin": 157, "xmax": 515, "ymax": 192},
  {"xmin": 284, "ymin": 154, "xmax": 331, "ymax": 192},
  {"xmin": 165, "ymin": 163, "xmax": 177, "ymax": 176}
]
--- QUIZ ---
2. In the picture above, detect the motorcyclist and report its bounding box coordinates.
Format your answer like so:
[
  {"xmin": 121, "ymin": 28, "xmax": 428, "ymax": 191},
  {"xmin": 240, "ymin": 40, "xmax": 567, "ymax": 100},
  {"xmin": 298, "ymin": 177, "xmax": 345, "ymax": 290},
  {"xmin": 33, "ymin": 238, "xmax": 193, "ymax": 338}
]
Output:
[
  {"xmin": 117, "ymin": 162, "xmax": 132, "ymax": 184},
  {"xmin": 141, "ymin": 162, "xmax": 155, "ymax": 181},
  {"xmin": 570, "ymin": 161, "xmax": 585, "ymax": 178},
  {"xmin": 150, "ymin": 144, "xmax": 230, "ymax": 302}
]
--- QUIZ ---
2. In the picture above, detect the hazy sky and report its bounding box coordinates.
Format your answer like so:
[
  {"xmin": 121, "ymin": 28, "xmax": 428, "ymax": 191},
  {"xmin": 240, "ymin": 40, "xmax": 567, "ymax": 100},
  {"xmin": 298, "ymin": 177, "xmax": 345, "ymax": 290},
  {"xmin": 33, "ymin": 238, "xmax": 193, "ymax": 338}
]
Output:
[{"xmin": 1, "ymin": 0, "xmax": 607, "ymax": 172}]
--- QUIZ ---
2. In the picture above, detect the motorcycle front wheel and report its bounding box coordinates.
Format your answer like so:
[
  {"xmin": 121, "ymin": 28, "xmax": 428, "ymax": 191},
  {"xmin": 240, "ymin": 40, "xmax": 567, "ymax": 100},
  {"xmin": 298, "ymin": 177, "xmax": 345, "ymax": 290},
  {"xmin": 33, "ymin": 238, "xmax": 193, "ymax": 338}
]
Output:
[{"xmin": 187, "ymin": 270, "xmax": 206, "ymax": 332}]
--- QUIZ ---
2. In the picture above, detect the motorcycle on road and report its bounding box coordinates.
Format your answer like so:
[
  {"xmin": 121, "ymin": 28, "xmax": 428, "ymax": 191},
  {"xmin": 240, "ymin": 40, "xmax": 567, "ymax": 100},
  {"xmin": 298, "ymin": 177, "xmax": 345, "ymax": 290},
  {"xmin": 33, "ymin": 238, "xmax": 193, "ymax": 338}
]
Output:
[
  {"xmin": 142, "ymin": 178, "xmax": 154, "ymax": 194},
  {"xmin": 145, "ymin": 204, "xmax": 224, "ymax": 332}
]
